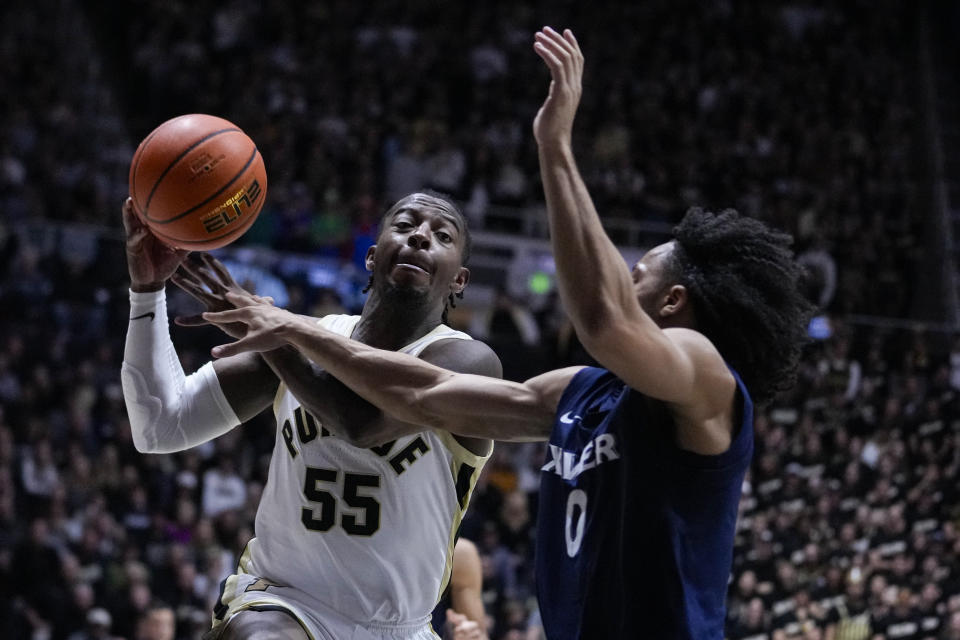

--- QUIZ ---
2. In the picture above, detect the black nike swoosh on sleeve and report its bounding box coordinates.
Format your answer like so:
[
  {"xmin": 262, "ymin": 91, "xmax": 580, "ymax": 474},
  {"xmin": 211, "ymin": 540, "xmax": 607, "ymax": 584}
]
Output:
[{"xmin": 130, "ymin": 312, "xmax": 156, "ymax": 321}]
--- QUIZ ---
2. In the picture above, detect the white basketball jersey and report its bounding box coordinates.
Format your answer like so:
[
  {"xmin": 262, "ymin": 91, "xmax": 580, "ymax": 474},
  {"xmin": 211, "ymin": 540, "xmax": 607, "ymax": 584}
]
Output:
[{"xmin": 241, "ymin": 315, "xmax": 491, "ymax": 625}]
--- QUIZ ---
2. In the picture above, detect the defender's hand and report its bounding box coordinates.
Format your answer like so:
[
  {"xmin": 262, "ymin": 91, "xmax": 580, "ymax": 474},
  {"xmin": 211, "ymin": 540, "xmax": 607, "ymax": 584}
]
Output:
[
  {"xmin": 172, "ymin": 253, "xmax": 272, "ymax": 339},
  {"xmin": 204, "ymin": 298, "xmax": 296, "ymax": 358},
  {"xmin": 123, "ymin": 197, "xmax": 190, "ymax": 292},
  {"xmin": 532, "ymin": 27, "xmax": 583, "ymax": 152}
]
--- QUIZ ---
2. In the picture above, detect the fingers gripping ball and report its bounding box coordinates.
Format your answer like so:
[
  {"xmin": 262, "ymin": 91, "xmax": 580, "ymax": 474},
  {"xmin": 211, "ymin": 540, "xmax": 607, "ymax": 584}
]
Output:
[{"xmin": 129, "ymin": 114, "xmax": 267, "ymax": 250}]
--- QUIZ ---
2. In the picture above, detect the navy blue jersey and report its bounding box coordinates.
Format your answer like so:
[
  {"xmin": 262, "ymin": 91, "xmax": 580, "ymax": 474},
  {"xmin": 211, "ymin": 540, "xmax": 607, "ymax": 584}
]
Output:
[{"xmin": 535, "ymin": 366, "xmax": 753, "ymax": 640}]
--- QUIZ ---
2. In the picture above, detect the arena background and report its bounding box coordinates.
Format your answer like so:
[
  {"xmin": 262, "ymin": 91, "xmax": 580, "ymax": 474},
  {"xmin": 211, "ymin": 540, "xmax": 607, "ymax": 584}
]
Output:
[{"xmin": 2, "ymin": 1, "xmax": 960, "ymax": 638}]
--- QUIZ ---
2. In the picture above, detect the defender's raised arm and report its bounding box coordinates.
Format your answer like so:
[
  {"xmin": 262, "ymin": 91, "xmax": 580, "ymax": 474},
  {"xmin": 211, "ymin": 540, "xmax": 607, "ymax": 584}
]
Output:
[{"xmin": 532, "ymin": 28, "xmax": 731, "ymax": 418}]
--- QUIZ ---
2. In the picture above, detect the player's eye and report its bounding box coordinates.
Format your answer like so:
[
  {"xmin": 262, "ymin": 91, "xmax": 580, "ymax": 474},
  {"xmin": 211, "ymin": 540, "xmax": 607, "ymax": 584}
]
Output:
[
  {"xmin": 394, "ymin": 220, "xmax": 413, "ymax": 230},
  {"xmin": 436, "ymin": 231, "xmax": 453, "ymax": 243}
]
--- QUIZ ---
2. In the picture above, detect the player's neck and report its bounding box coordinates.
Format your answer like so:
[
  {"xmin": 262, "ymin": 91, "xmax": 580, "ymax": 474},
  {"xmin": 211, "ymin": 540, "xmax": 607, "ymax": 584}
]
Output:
[{"xmin": 354, "ymin": 290, "xmax": 443, "ymax": 350}]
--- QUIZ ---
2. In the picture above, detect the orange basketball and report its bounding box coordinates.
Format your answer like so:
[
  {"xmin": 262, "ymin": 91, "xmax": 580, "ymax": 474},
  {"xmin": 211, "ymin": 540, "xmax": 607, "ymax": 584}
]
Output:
[{"xmin": 128, "ymin": 114, "xmax": 267, "ymax": 250}]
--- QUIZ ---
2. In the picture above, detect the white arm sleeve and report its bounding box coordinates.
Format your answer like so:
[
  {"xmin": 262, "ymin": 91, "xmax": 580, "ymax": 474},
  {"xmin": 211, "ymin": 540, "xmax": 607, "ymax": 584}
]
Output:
[{"xmin": 121, "ymin": 289, "xmax": 241, "ymax": 454}]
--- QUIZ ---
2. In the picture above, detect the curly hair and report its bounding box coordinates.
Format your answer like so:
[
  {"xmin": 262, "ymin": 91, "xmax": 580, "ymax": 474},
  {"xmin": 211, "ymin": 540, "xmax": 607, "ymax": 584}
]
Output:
[{"xmin": 668, "ymin": 207, "xmax": 814, "ymax": 404}]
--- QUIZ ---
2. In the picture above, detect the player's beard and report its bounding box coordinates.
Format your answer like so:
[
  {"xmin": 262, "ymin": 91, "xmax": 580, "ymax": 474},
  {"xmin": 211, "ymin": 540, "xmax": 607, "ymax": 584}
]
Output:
[{"xmin": 378, "ymin": 279, "xmax": 434, "ymax": 312}]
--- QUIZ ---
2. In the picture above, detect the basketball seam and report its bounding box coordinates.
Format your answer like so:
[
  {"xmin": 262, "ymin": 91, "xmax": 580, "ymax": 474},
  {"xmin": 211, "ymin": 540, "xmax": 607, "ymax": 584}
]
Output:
[
  {"xmin": 142, "ymin": 127, "xmax": 242, "ymax": 219},
  {"xmin": 129, "ymin": 125, "xmax": 166, "ymax": 213},
  {"xmin": 146, "ymin": 147, "xmax": 259, "ymax": 225}
]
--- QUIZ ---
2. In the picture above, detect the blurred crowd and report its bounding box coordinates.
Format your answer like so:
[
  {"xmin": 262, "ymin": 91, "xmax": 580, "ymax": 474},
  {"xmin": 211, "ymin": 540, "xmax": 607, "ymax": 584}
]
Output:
[
  {"xmin": 2, "ymin": 225, "xmax": 960, "ymax": 640},
  {"xmin": 2, "ymin": 0, "xmax": 922, "ymax": 316},
  {"xmin": 2, "ymin": 0, "xmax": 954, "ymax": 639},
  {"xmin": 724, "ymin": 324, "xmax": 960, "ymax": 640}
]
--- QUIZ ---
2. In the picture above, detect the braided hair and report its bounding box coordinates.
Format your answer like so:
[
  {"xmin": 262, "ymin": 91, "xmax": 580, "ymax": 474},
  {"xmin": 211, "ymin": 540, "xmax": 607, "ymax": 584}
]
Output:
[
  {"xmin": 363, "ymin": 190, "xmax": 470, "ymax": 324},
  {"xmin": 667, "ymin": 208, "xmax": 814, "ymax": 404}
]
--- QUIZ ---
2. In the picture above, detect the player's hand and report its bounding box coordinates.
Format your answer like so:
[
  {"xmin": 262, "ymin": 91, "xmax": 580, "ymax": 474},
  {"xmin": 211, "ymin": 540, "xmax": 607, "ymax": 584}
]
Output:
[
  {"xmin": 123, "ymin": 197, "xmax": 190, "ymax": 292},
  {"xmin": 171, "ymin": 253, "xmax": 273, "ymax": 339},
  {"xmin": 446, "ymin": 609, "xmax": 485, "ymax": 640},
  {"xmin": 203, "ymin": 298, "xmax": 296, "ymax": 357},
  {"xmin": 532, "ymin": 27, "xmax": 583, "ymax": 152}
]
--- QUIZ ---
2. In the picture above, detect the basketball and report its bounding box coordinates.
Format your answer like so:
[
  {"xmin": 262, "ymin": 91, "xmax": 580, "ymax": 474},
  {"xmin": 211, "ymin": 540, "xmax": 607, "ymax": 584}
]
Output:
[{"xmin": 128, "ymin": 114, "xmax": 267, "ymax": 251}]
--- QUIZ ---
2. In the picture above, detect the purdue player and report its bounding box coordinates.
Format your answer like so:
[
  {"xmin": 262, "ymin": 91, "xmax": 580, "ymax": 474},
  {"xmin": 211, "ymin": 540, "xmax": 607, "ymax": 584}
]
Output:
[
  {"xmin": 120, "ymin": 191, "xmax": 501, "ymax": 640},
  {"xmin": 198, "ymin": 28, "xmax": 813, "ymax": 639}
]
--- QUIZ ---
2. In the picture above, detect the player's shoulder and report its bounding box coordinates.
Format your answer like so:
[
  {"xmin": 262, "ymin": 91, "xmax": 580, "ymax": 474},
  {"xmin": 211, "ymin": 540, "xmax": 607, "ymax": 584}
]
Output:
[
  {"xmin": 420, "ymin": 335, "xmax": 503, "ymax": 379},
  {"xmin": 663, "ymin": 328, "xmax": 730, "ymax": 377},
  {"xmin": 662, "ymin": 326, "xmax": 717, "ymax": 352}
]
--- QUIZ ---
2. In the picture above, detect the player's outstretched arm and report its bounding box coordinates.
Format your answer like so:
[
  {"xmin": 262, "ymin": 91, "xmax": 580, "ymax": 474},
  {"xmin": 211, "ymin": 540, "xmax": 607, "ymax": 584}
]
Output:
[
  {"xmin": 121, "ymin": 200, "xmax": 276, "ymax": 454},
  {"xmin": 175, "ymin": 254, "xmax": 505, "ymax": 448},
  {"xmin": 532, "ymin": 28, "xmax": 726, "ymax": 410},
  {"xmin": 203, "ymin": 299, "xmax": 574, "ymax": 442}
]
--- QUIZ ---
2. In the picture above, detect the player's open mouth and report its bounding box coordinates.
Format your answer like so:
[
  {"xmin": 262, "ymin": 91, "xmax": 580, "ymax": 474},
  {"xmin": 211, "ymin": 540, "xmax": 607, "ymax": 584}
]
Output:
[{"xmin": 395, "ymin": 263, "xmax": 431, "ymax": 275}]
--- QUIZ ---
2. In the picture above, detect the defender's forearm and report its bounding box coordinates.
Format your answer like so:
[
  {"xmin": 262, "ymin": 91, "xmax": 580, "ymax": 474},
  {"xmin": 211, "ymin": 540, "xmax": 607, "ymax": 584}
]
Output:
[
  {"xmin": 277, "ymin": 318, "xmax": 553, "ymax": 441},
  {"xmin": 277, "ymin": 317, "xmax": 450, "ymax": 427},
  {"xmin": 259, "ymin": 346, "xmax": 388, "ymax": 444},
  {"xmin": 538, "ymin": 145, "xmax": 638, "ymax": 336}
]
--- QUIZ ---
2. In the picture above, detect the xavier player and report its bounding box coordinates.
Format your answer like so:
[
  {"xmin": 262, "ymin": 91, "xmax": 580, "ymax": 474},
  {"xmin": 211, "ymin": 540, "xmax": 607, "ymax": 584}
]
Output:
[
  {"xmin": 198, "ymin": 28, "xmax": 812, "ymax": 639},
  {"xmin": 121, "ymin": 191, "xmax": 502, "ymax": 640}
]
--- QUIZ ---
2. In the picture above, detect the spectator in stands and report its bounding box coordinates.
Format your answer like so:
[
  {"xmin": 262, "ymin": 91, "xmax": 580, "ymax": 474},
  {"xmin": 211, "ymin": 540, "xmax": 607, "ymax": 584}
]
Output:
[
  {"xmin": 66, "ymin": 607, "xmax": 122, "ymax": 640},
  {"xmin": 134, "ymin": 603, "xmax": 176, "ymax": 640}
]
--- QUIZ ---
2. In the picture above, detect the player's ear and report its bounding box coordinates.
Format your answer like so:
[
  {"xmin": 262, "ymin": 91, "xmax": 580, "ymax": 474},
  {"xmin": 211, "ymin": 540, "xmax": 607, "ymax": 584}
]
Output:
[
  {"xmin": 451, "ymin": 266, "xmax": 470, "ymax": 295},
  {"xmin": 660, "ymin": 284, "xmax": 688, "ymax": 318},
  {"xmin": 365, "ymin": 245, "xmax": 377, "ymax": 272}
]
